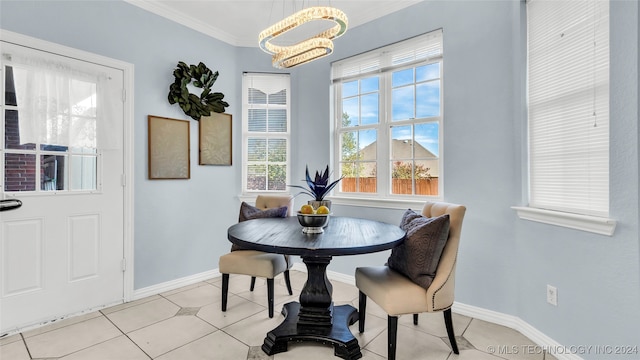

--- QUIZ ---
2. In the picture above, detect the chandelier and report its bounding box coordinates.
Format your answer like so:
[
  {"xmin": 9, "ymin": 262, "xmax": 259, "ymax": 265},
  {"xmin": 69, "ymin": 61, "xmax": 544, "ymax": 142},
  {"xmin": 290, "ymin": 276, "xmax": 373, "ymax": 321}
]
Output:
[{"xmin": 259, "ymin": 6, "xmax": 348, "ymax": 69}]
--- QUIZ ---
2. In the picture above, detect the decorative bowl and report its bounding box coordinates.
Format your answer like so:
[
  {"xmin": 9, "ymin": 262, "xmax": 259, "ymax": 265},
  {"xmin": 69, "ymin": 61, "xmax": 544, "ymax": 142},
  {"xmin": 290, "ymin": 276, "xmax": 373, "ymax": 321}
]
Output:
[{"xmin": 297, "ymin": 212, "xmax": 330, "ymax": 234}]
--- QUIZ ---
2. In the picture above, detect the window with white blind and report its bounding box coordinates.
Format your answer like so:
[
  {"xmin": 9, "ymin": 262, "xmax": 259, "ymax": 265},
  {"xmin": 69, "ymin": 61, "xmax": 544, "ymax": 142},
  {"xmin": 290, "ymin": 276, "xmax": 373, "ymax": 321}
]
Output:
[
  {"xmin": 332, "ymin": 30, "xmax": 443, "ymax": 200},
  {"xmin": 526, "ymin": 0, "xmax": 609, "ymax": 217},
  {"xmin": 242, "ymin": 73, "xmax": 290, "ymax": 193}
]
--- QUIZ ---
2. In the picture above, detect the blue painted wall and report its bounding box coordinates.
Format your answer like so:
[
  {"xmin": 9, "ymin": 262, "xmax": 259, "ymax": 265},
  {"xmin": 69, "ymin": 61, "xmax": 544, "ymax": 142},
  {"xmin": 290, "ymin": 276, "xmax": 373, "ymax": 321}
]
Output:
[{"xmin": 2, "ymin": 0, "xmax": 639, "ymax": 357}]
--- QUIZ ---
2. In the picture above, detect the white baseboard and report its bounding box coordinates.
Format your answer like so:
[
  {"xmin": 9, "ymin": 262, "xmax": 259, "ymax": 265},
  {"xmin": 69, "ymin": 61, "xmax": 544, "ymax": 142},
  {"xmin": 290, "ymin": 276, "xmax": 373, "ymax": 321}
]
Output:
[
  {"xmin": 451, "ymin": 302, "xmax": 582, "ymax": 360},
  {"xmin": 452, "ymin": 303, "xmax": 582, "ymax": 360},
  {"xmin": 132, "ymin": 269, "xmax": 221, "ymax": 300},
  {"xmin": 317, "ymin": 265, "xmax": 582, "ymax": 360},
  {"xmin": 132, "ymin": 266, "xmax": 580, "ymax": 360}
]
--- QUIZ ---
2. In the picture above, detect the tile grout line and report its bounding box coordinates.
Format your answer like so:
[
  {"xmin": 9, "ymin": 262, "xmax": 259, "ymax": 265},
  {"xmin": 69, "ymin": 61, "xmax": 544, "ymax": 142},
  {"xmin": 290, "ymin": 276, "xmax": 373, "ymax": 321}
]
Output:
[
  {"xmin": 21, "ymin": 314, "xmax": 124, "ymax": 360},
  {"xmin": 153, "ymin": 280, "xmax": 264, "ymax": 360},
  {"xmin": 217, "ymin": 277, "xmax": 283, "ymax": 359},
  {"xmin": 149, "ymin": 329, "xmax": 220, "ymax": 360},
  {"xmin": 8, "ymin": 271, "xmax": 541, "ymax": 360},
  {"xmin": 99, "ymin": 309, "xmax": 153, "ymax": 360},
  {"xmin": 102, "ymin": 296, "xmax": 226, "ymax": 360},
  {"xmin": 112, "ymin": 277, "xmax": 267, "ymax": 359},
  {"xmin": 218, "ymin": 327, "xmax": 270, "ymax": 360},
  {"xmin": 19, "ymin": 333, "xmax": 34, "ymax": 360}
]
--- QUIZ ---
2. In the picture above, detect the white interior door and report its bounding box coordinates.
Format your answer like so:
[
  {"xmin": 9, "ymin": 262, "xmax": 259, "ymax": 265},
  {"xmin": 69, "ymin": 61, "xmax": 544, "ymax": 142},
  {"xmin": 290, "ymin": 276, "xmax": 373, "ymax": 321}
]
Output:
[{"xmin": 0, "ymin": 41, "xmax": 125, "ymax": 335}]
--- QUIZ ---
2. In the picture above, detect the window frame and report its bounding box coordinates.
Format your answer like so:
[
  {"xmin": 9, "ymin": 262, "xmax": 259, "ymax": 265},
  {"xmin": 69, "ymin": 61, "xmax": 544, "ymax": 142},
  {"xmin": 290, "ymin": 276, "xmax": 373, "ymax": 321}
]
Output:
[
  {"xmin": 514, "ymin": 0, "xmax": 616, "ymax": 235},
  {"xmin": 241, "ymin": 72, "xmax": 291, "ymax": 195},
  {"xmin": 331, "ymin": 30, "xmax": 444, "ymax": 204}
]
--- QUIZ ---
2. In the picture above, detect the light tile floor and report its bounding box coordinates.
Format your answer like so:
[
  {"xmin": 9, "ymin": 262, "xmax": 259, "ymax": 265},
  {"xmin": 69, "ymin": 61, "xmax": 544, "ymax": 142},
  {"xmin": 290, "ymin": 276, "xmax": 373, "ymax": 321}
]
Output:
[{"xmin": 0, "ymin": 270, "xmax": 557, "ymax": 360}]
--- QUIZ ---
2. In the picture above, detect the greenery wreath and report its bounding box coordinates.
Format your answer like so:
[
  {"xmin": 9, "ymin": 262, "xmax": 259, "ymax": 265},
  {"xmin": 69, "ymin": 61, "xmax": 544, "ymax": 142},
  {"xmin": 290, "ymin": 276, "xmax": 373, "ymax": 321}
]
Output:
[{"xmin": 168, "ymin": 61, "xmax": 229, "ymax": 121}]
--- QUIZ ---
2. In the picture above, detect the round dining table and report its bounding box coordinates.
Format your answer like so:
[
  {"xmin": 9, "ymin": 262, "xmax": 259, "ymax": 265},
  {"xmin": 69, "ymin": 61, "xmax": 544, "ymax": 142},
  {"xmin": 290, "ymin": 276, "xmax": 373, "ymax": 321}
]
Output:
[{"xmin": 227, "ymin": 215, "xmax": 406, "ymax": 360}]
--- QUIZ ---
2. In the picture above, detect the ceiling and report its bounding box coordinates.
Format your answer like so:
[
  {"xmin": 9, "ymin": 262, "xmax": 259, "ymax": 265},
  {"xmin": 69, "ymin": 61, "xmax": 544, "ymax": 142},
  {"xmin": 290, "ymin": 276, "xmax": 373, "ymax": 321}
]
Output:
[{"xmin": 124, "ymin": 0, "xmax": 422, "ymax": 47}]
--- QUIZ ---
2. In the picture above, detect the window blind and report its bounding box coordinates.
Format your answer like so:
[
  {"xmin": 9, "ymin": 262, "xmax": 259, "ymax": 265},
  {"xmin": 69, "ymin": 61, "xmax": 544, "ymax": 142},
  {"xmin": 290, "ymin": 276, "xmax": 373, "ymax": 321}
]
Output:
[
  {"xmin": 331, "ymin": 29, "xmax": 443, "ymax": 83},
  {"xmin": 245, "ymin": 73, "xmax": 289, "ymax": 134},
  {"xmin": 242, "ymin": 73, "xmax": 290, "ymax": 192},
  {"xmin": 527, "ymin": 0, "xmax": 609, "ymax": 216}
]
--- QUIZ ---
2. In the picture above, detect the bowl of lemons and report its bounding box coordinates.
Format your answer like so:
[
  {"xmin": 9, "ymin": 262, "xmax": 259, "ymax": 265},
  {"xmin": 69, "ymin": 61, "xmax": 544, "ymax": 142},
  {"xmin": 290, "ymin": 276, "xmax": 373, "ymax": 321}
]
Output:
[{"xmin": 297, "ymin": 204, "xmax": 331, "ymax": 234}]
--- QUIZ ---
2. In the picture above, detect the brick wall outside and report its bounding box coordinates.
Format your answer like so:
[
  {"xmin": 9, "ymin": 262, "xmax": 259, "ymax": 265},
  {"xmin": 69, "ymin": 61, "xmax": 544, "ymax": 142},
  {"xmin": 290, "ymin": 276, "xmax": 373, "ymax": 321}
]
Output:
[
  {"xmin": 4, "ymin": 109, "xmax": 37, "ymax": 191},
  {"xmin": 5, "ymin": 65, "xmax": 37, "ymax": 191}
]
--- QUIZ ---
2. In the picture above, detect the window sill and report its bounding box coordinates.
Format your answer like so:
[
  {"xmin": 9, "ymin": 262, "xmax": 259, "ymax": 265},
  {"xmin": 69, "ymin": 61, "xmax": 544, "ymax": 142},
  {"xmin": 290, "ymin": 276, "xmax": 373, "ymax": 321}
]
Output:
[
  {"xmin": 328, "ymin": 196, "xmax": 436, "ymax": 210},
  {"xmin": 239, "ymin": 193, "xmax": 440, "ymax": 211},
  {"xmin": 511, "ymin": 206, "xmax": 617, "ymax": 236}
]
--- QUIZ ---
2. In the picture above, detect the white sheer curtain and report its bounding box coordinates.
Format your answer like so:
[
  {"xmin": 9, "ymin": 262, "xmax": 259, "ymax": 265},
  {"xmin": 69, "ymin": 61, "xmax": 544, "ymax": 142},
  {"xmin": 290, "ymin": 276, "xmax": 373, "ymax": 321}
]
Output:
[{"xmin": 8, "ymin": 52, "xmax": 120, "ymax": 149}]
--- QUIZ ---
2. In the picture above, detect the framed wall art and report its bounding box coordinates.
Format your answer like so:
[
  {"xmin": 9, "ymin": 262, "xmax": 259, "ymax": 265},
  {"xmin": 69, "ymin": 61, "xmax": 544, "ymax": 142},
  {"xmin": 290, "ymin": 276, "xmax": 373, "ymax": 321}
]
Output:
[
  {"xmin": 199, "ymin": 112, "xmax": 232, "ymax": 166},
  {"xmin": 148, "ymin": 115, "xmax": 190, "ymax": 179}
]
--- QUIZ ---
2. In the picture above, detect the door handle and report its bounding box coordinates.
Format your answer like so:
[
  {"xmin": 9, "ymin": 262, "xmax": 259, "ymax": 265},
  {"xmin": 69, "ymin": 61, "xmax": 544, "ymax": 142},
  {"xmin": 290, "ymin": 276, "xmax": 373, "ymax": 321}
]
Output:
[{"xmin": 0, "ymin": 199, "xmax": 22, "ymax": 212}]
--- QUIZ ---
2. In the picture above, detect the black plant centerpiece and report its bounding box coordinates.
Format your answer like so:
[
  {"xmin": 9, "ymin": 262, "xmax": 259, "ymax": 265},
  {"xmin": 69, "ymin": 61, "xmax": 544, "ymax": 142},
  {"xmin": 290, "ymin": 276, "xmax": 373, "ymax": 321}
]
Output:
[{"xmin": 289, "ymin": 165, "xmax": 343, "ymax": 203}]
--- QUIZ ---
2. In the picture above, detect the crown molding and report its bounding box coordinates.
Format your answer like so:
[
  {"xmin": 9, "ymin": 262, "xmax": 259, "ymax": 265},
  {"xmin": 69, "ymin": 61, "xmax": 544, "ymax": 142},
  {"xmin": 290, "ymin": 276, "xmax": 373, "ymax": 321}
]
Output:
[
  {"xmin": 123, "ymin": 0, "xmax": 241, "ymax": 46},
  {"xmin": 123, "ymin": 0, "xmax": 422, "ymax": 48}
]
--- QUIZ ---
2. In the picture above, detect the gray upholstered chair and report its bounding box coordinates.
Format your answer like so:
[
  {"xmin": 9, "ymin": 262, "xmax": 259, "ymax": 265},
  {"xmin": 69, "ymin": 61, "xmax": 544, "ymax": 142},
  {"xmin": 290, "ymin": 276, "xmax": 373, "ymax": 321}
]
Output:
[
  {"xmin": 219, "ymin": 195, "xmax": 294, "ymax": 318},
  {"xmin": 355, "ymin": 201, "xmax": 466, "ymax": 359}
]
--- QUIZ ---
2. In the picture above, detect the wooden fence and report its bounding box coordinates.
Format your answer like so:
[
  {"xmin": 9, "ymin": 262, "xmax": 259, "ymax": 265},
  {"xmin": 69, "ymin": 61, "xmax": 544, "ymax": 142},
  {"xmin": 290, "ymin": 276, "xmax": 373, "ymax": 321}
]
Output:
[{"xmin": 341, "ymin": 177, "xmax": 439, "ymax": 195}]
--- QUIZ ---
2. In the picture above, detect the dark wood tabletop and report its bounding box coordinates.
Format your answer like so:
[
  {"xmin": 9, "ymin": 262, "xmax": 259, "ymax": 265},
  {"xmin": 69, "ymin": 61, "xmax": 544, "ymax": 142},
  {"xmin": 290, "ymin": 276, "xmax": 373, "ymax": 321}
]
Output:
[{"xmin": 227, "ymin": 216, "xmax": 406, "ymax": 257}]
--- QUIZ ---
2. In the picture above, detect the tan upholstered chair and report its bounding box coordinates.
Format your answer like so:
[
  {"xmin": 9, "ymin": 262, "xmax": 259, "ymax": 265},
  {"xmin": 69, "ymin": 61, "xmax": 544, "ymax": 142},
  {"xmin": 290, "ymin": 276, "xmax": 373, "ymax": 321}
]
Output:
[
  {"xmin": 355, "ymin": 201, "xmax": 466, "ymax": 360},
  {"xmin": 219, "ymin": 195, "xmax": 294, "ymax": 318}
]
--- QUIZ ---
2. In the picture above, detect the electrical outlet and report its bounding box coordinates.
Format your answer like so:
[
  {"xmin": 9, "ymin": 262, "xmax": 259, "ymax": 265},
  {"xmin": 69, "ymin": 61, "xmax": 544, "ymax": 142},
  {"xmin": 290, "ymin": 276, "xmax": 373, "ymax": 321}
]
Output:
[{"xmin": 547, "ymin": 285, "xmax": 558, "ymax": 306}]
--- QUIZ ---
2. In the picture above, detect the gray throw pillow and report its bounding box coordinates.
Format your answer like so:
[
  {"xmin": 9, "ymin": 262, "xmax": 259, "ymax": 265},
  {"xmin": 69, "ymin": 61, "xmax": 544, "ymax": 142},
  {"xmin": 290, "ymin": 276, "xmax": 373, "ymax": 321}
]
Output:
[
  {"xmin": 387, "ymin": 209, "xmax": 450, "ymax": 289},
  {"xmin": 231, "ymin": 202, "xmax": 288, "ymax": 251}
]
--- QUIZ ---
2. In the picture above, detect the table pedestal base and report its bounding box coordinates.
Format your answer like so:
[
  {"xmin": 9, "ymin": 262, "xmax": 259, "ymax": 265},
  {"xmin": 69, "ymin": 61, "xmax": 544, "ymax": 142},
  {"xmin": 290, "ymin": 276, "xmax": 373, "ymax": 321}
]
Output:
[{"xmin": 261, "ymin": 302, "xmax": 362, "ymax": 360}]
